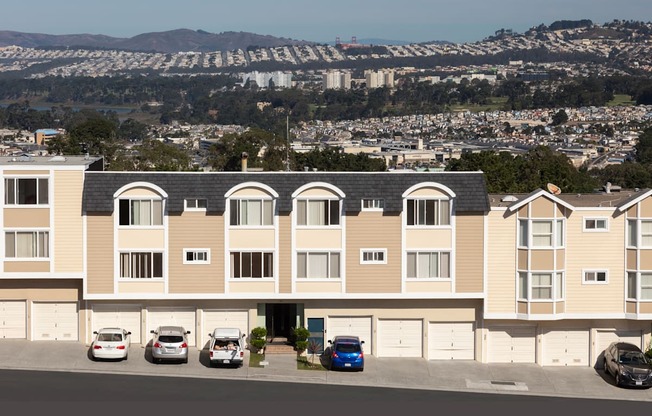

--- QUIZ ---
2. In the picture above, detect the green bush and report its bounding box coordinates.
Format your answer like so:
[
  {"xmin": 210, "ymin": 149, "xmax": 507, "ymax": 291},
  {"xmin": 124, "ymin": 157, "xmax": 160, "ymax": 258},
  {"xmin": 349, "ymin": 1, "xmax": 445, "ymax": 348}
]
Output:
[
  {"xmin": 250, "ymin": 326, "xmax": 267, "ymax": 352},
  {"xmin": 293, "ymin": 327, "xmax": 310, "ymax": 342},
  {"xmin": 295, "ymin": 340, "xmax": 309, "ymax": 354}
]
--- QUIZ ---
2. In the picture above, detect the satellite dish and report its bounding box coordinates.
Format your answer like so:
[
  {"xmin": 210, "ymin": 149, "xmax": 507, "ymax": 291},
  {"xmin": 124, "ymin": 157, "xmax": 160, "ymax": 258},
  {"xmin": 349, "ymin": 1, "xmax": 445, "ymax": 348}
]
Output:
[{"xmin": 547, "ymin": 183, "xmax": 561, "ymax": 195}]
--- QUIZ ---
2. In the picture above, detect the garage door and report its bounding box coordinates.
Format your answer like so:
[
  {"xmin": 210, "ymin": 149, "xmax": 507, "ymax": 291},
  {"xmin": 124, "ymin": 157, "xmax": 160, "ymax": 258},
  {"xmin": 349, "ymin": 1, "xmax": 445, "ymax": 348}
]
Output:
[
  {"xmin": 596, "ymin": 329, "xmax": 643, "ymax": 369},
  {"xmin": 428, "ymin": 322, "xmax": 475, "ymax": 360},
  {"xmin": 542, "ymin": 329, "xmax": 589, "ymax": 366},
  {"xmin": 377, "ymin": 319, "xmax": 422, "ymax": 358},
  {"xmin": 32, "ymin": 302, "xmax": 78, "ymax": 341},
  {"xmin": 487, "ymin": 326, "xmax": 535, "ymax": 363},
  {"xmin": 327, "ymin": 316, "xmax": 372, "ymax": 352},
  {"xmin": 202, "ymin": 310, "xmax": 249, "ymax": 348},
  {"xmin": 147, "ymin": 308, "xmax": 196, "ymax": 347},
  {"xmin": 93, "ymin": 305, "xmax": 142, "ymax": 344},
  {"xmin": 0, "ymin": 301, "xmax": 26, "ymax": 339}
]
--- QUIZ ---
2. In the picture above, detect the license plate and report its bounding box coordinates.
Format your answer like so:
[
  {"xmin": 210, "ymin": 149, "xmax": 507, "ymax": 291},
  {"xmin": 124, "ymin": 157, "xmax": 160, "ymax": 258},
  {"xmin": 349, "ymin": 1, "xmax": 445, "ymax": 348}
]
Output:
[
  {"xmin": 166, "ymin": 348, "xmax": 175, "ymax": 353},
  {"xmin": 105, "ymin": 346, "xmax": 114, "ymax": 350},
  {"xmin": 636, "ymin": 381, "xmax": 642, "ymax": 386},
  {"xmin": 223, "ymin": 359, "xmax": 230, "ymax": 364},
  {"xmin": 344, "ymin": 363, "xmax": 351, "ymax": 367}
]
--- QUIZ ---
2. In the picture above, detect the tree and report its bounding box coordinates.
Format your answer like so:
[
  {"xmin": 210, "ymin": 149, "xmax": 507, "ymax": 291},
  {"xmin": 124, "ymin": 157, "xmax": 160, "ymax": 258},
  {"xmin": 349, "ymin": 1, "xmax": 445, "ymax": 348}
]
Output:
[
  {"xmin": 635, "ymin": 127, "xmax": 652, "ymax": 164},
  {"xmin": 551, "ymin": 109, "xmax": 569, "ymax": 126},
  {"xmin": 117, "ymin": 118, "xmax": 149, "ymax": 142}
]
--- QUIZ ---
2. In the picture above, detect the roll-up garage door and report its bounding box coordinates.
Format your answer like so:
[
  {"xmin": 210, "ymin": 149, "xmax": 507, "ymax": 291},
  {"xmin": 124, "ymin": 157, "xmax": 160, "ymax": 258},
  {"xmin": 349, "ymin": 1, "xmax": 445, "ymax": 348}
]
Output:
[
  {"xmin": 202, "ymin": 310, "xmax": 249, "ymax": 348},
  {"xmin": 0, "ymin": 301, "xmax": 26, "ymax": 339},
  {"xmin": 487, "ymin": 326, "xmax": 535, "ymax": 363},
  {"xmin": 327, "ymin": 316, "xmax": 372, "ymax": 351},
  {"xmin": 377, "ymin": 319, "xmax": 422, "ymax": 358},
  {"xmin": 147, "ymin": 308, "xmax": 196, "ymax": 347},
  {"xmin": 428, "ymin": 322, "xmax": 475, "ymax": 360},
  {"xmin": 93, "ymin": 305, "xmax": 142, "ymax": 344},
  {"xmin": 32, "ymin": 302, "xmax": 78, "ymax": 341}
]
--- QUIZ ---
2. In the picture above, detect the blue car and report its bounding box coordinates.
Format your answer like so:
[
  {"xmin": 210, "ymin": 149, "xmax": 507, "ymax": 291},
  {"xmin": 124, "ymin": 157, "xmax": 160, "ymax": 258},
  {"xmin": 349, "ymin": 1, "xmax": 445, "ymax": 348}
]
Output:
[{"xmin": 327, "ymin": 335, "xmax": 365, "ymax": 371}]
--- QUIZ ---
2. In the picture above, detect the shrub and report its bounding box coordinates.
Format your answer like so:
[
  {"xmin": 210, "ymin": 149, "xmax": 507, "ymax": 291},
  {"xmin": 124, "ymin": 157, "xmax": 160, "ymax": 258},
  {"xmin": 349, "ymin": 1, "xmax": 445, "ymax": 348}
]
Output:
[{"xmin": 250, "ymin": 326, "xmax": 267, "ymax": 353}]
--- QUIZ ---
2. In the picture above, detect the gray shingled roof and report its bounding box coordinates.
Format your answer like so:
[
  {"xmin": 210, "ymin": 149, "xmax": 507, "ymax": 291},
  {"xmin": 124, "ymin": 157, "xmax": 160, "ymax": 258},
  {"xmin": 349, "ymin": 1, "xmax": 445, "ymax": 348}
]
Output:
[{"xmin": 82, "ymin": 171, "xmax": 490, "ymax": 214}]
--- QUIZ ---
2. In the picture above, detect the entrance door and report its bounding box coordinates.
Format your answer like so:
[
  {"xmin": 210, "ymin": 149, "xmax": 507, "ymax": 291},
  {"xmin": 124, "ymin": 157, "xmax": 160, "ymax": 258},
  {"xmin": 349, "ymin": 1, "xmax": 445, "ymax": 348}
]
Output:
[
  {"xmin": 265, "ymin": 304, "xmax": 297, "ymax": 340},
  {"xmin": 307, "ymin": 318, "xmax": 324, "ymax": 354}
]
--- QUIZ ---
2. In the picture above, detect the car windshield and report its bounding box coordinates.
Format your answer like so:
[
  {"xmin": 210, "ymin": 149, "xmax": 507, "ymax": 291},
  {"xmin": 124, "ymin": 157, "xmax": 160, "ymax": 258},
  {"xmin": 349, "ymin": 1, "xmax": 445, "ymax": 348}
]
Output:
[
  {"xmin": 98, "ymin": 333, "xmax": 122, "ymax": 342},
  {"xmin": 158, "ymin": 335, "xmax": 184, "ymax": 343},
  {"xmin": 336, "ymin": 343, "xmax": 361, "ymax": 353},
  {"xmin": 619, "ymin": 351, "xmax": 650, "ymax": 365}
]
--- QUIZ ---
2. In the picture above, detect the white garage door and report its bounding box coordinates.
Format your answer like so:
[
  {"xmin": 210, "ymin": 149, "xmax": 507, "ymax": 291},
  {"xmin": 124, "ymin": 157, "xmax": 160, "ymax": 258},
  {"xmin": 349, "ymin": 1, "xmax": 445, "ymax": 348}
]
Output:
[
  {"xmin": 377, "ymin": 319, "xmax": 422, "ymax": 358},
  {"xmin": 428, "ymin": 322, "xmax": 475, "ymax": 360},
  {"xmin": 32, "ymin": 302, "xmax": 78, "ymax": 341},
  {"xmin": 596, "ymin": 329, "xmax": 643, "ymax": 368},
  {"xmin": 542, "ymin": 329, "xmax": 589, "ymax": 366},
  {"xmin": 0, "ymin": 301, "xmax": 26, "ymax": 339},
  {"xmin": 202, "ymin": 310, "xmax": 249, "ymax": 348},
  {"xmin": 93, "ymin": 305, "xmax": 142, "ymax": 344},
  {"xmin": 327, "ymin": 316, "xmax": 372, "ymax": 352},
  {"xmin": 488, "ymin": 326, "xmax": 535, "ymax": 363},
  {"xmin": 147, "ymin": 308, "xmax": 196, "ymax": 347}
]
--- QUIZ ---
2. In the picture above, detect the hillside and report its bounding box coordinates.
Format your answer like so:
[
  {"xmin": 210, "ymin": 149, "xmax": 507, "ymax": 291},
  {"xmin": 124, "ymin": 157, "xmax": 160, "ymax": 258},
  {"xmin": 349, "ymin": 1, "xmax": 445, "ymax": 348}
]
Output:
[{"xmin": 0, "ymin": 29, "xmax": 315, "ymax": 53}]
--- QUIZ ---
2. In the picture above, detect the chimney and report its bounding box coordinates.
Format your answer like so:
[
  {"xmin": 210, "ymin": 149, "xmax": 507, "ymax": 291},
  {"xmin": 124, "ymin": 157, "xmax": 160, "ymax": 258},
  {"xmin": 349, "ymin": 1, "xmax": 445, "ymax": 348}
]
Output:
[{"xmin": 241, "ymin": 152, "xmax": 248, "ymax": 172}]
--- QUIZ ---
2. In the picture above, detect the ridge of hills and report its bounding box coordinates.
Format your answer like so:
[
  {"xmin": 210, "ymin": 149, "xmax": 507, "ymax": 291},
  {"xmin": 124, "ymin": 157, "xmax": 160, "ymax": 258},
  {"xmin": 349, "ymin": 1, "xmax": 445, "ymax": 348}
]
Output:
[{"xmin": 0, "ymin": 28, "xmax": 318, "ymax": 53}]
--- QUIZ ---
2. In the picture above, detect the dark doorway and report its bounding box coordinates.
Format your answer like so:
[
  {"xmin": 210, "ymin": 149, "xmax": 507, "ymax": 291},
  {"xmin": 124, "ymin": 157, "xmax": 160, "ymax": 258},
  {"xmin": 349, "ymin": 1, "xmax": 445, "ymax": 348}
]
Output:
[{"xmin": 265, "ymin": 303, "xmax": 297, "ymax": 340}]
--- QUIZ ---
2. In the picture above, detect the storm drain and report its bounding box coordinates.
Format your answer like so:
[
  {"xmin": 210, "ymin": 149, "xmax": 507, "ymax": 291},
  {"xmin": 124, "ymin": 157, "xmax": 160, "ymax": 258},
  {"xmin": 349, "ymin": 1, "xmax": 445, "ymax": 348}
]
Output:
[{"xmin": 465, "ymin": 379, "xmax": 528, "ymax": 391}]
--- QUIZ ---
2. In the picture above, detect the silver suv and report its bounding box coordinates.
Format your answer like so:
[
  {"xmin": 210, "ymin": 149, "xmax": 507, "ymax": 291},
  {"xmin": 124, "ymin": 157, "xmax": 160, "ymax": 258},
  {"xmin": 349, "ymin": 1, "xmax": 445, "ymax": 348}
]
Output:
[{"xmin": 150, "ymin": 326, "xmax": 191, "ymax": 364}]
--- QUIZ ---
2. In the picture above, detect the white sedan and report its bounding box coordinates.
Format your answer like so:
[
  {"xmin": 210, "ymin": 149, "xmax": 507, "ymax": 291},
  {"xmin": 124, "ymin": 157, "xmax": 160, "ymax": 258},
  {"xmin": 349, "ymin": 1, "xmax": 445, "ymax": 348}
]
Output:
[{"xmin": 91, "ymin": 328, "xmax": 131, "ymax": 361}]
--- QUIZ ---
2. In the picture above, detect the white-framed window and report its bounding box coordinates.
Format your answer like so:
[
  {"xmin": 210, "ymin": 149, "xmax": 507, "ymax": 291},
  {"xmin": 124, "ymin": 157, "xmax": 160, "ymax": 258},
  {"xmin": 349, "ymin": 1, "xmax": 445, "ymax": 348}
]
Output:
[
  {"xmin": 627, "ymin": 220, "xmax": 652, "ymax": 248},
  {"xmin": 183, "ymin": 249, "xmax": 210, "ymax": 264},
  {"xmin": 627, "ymin": 272, "xmax": 652, "ymax": 300},
  {"xmin": 119, "ymin": 252, "xmax": 163, "ymax": 279},
  {"xmin": 360, "ymin": 249, "xmax": 387, "ymax": 264},
  {"xmin": 118, "ymin": 199, "xmax": 163, "ymax": 226},
  {"xmin": 184, "ymin": 198, "xmax": 207, "ymax": 211},
  {"xmin": 406, "ymin": 199, "xmax": 450, "ymax": 226},
  {"xmin": 518, "ymin": 271, "xmax": 564, "ymax": 301},
  {"xmin": 4, "ymin": 177, "xmax": 48, "ymax": 205},
  {"xmin": 583, "ymin": 270, "xmax": 608, "ymax": 284},
  {"xmin": 406, "ymin": 251, "xmax": 450, "ymax": 279},
  {"xmin": 361, "ymin": 198, "xmax": 384, "ymax": 211},
  {"xmin": 296, "ymin": 199, "xmax": 340, "ymax": 226},
  {"xmin": 296, "ymin": 251, "xmax": 341, "ymax": 279},
  {"xmin": 518, "ymin": 219, "xmax": 564, "ymax": 248},
  {"xmin": 230, "ymin": 251, "xmax": 274, "ymax": 278},
  {"xmin": 583, "ymin": 217, "xmax": 608, "ymax": 232},
  {"xmin": 230, "ymin": 199, "xmax": 273, "ymax": 226},
  {"xmin": 5, "ymin": 230, "xmax": 49, "ymax": 258}
]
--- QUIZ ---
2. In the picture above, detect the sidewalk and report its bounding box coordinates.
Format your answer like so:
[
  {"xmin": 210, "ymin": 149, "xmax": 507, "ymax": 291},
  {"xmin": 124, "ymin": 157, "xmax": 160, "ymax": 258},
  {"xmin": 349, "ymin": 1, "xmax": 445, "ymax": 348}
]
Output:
[{"xmin": 0, "ymin": 340, "xmax": 651, "ymax": 402}]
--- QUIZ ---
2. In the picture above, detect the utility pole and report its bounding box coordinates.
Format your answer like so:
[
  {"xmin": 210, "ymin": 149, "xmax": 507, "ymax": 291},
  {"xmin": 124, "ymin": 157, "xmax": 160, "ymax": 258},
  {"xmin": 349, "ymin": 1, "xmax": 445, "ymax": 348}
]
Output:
[{"xmin": 286, "ymin": 115, "xmax": 291, "ymax": 171}]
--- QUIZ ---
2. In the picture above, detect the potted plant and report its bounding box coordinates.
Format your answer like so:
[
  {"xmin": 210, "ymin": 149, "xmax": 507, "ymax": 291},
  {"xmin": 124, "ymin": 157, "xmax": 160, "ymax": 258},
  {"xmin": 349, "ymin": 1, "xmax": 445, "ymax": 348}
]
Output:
[{"xmin": 250, "ymin": 326, "xmax": 267, "ymax": 354}]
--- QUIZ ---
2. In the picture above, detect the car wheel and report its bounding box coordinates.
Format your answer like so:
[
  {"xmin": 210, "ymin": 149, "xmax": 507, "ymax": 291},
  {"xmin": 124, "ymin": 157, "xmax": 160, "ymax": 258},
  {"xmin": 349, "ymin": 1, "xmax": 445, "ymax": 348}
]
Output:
[
  {"xmin": 184, "ymin": 358, "xmax": 188, "ymax": 364},
  {"xmin": 603, "ymin": 358, "xmax": 608, "ymax": 375},
  {"xmin": 153, "ymin": 357, "xmax": 159, "ymax": 364},
  {"xmin": 615, "ymin": 372, "xmax": 621, "ymax": 387},
  {"xmin": 123, "ymin": 354, "xmax": 128, "ymax": 361}
]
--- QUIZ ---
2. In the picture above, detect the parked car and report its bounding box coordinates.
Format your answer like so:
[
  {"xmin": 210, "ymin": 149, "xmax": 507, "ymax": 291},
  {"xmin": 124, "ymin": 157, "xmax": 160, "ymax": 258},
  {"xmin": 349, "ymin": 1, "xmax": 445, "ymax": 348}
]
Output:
[
  {"xmin": 150, "ymin": 326, "xmax": 191, "ymax": 364},
  {"xmin": 208, "ymin": 328, "xmax": 246, "ymax": 367},
  {"xmin": 326, "ymin": 335, "xmax": 364, "ymax": 371},
  {"xmin": 603, "ymin": 342, "xmax": 652, "ymax": 388},
  {"xmin": 91, "ymin": 328, "xmax": 131, "ymax": 361}
]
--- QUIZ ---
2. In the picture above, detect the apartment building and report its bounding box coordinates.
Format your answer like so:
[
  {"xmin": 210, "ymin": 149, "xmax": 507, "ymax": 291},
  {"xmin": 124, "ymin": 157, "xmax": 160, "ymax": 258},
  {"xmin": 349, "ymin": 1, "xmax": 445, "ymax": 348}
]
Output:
[
  {"xmin": 322, "ymin": 70, "xmax": 352, "ymax": 90},
  {"xmin": 1, "ymin": 155, "xmax": 651, "ymax": 368}
]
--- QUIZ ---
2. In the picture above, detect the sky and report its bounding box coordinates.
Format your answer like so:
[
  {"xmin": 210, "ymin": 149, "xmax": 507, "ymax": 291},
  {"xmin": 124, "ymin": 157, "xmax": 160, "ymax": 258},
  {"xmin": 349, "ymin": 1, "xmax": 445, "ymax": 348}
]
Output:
[{"xmin": 1, "ymin": 0, "xmax": 651, "ymax": 44}]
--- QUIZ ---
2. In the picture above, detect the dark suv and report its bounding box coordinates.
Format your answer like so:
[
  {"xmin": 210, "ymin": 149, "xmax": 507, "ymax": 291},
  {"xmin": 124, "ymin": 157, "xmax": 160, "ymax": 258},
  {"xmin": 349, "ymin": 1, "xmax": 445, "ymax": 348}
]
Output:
[
  {"xmin": 326, "ymin": 335, "xmax": 365, "ymax": 371},
  {"xmin": 603, "ymin": 342, "xmax": 652, "ymax": 388}
]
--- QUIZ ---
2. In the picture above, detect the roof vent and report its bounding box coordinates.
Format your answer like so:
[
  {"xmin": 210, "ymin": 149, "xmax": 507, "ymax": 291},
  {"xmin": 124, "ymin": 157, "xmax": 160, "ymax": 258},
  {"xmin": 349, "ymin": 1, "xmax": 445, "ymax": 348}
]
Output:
[
  {"xmin": 501, "ymin": 195, "xmax": 518, "ymax": 202},
  {"xmin": 49, "ymin": 155, "xmax": 66, "ymax": 162}
]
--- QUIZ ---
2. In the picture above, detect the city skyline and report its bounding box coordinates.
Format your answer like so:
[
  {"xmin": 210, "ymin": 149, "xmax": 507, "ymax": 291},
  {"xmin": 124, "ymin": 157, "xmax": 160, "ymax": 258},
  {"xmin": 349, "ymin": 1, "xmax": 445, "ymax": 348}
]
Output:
[{"xmin": 0, "ymin": 0, "xmax": 650, "ymax": 44}]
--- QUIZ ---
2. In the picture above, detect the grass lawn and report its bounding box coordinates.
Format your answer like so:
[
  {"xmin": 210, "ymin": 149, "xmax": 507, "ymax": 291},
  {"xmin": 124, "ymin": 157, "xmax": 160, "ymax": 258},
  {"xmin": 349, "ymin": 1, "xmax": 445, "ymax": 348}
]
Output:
[
  {"xmin": 607, "ymin": 94, "xmax": 635, "ymax": 107},
  {"xmin": 297, "ymin": 356, "xmax": 327, "ymax": 371},
  {"xmin": 449, "ymin": 96, "xmax": 508, "ymax": 113},
  {"xmin": 249, "ymin": 352, "xmax": 266, "ymax": 368}
]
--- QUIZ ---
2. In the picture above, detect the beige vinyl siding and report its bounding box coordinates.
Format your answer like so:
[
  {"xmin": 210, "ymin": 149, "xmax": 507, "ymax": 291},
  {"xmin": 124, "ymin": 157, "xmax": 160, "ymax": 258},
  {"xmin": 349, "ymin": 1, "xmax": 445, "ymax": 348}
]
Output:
[
  {"xmin": 455, "ymin": 213, "xmax": 484, "ymax": 293},
  {"xmin": 87, "ymin": 213, "xmax": 114, "ymax": 294},
  {"xmin": 627, "ymin": 249, "xmax": 637, "ymax": 269},
  {"xmin": 531, "ymin": 198, "xmax": 555, "ymax": 218},
  {"xmin": 229, "ymin": 229, "xmax": 275, "ymax": 249},
  {"xmin": 518, "ymin": 249, "xmax": 528, "ymax": 269},
  {"xmin": 406, "ymin": 229, "xmax": 452, "ymax": 249},
  {"xmin": 229, "ymin": 281, "xmax": 275, "ymax": 293},
  {"xmin": 530, "ymin": 250, "xmax": 554, "ymax": 270},
  {"xmin": 118, "ymin": 229, "xmax": 165, "ymax": 250},
  {"xmin": 0, "ymin": 280, "xmax": 81, "ymax": 301},
  {"xmin": 641, "ymin": 250, "xmax": 652, "ymax": 269},
  {"xmin": 4, "ymin": 262, "xmax": 49, "ymax": 272},
  {"xmin": 627, "ymin": 206, "xmax": 636, "ymax": 218},
  {"xmin": 641, "ymin": 197, "xmax": 652, "ymax": 217},
  {"xmin": 118, "ymin": 281, "xmax": 165, "ymax": 293},
  {"xmin": 278, "ymin": 213, "xmax": 291, "ymax": 293},
  {"xmin": 565, "ymin": 209, "xmax": 625, "ymax": 314},
  {"xmin": 120, "ymin": 187, "xmax": 159, "ymax": 197},
  {"xmin": 3, "ymin": 208, "xmax": 49, "ymax": 228},
  {"xmin": 487, "ymin": 210, "xmax": 517, "ymax": 314},
  {"xmin": 296, "ymin": 229, "xmax": 342, "ymax": 249},
  {"xmin": 640, "ymin": 303, "xmax": 652, "ymax": 313},
  {"xmin": 168, "ymin": 212, "xmax": 223, "ymax": 294},
  {"xmin": 627, "ymin": 302, "xmax": 636, "ymax": 313},
  {"xmin": 54, "ymin": 171, "xmax": 84, "ymax": 273},
  {"xmin": 295, "ymin": 281, "xmax": 342, "ymax": 293},
  {"xmin": 530, "ymin": 303, "xmax": 553, "ymax": 314},
  {"xmin": 346, "ymin": 211, "xmax": 401, "ymax": 293}
]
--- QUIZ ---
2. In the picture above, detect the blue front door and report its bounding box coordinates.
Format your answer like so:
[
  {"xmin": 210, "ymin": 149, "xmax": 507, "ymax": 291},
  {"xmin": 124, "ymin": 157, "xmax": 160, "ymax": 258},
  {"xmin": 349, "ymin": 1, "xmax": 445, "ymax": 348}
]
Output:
[{"xmin": 307, "ymin": 318, "xmax": 324, "ymax": 354}]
